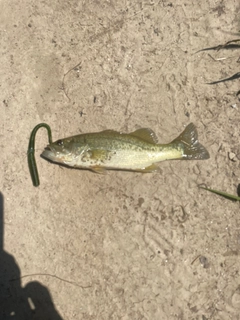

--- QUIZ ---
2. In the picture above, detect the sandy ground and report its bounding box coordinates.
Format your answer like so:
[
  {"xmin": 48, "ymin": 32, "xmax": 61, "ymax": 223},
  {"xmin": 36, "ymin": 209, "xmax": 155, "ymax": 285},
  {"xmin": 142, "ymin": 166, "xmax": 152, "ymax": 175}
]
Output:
[{"xmin": 1, "ymin": 0, "xmax": 240, "ymax": 319}]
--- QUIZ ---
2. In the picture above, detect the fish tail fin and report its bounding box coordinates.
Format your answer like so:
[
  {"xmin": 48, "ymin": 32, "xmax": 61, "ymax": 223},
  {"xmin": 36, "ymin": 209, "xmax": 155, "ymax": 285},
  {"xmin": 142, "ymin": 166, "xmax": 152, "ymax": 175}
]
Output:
[{"xmin": 172, "ymin": 123, "xmax": 210, "ymax": 160}]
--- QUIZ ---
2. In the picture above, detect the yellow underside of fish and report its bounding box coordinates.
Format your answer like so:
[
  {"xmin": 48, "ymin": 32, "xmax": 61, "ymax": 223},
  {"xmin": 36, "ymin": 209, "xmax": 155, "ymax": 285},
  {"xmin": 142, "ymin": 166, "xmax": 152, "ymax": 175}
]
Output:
[{"xmin": 63, "ymin": 146, "xmax": 183, "ymax": 173}]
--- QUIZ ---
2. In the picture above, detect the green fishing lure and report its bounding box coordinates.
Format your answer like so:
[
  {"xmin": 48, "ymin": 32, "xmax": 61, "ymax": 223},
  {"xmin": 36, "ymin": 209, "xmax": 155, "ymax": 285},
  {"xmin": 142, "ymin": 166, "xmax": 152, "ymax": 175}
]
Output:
[{"xmin": 27, "ymin": 123, "xmax": 52, "ymax": 187}]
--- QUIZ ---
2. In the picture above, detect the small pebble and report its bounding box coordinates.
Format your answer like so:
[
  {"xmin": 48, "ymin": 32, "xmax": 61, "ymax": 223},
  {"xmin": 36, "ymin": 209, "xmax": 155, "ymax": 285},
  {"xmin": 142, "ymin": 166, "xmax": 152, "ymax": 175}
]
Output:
[
  {"xmin": 199, "ymin": 256, "xmax": 210, "ymax": 268},
  {"xmin": 229, "ymin": 152, "xmax": 237, "ymax": 162}
]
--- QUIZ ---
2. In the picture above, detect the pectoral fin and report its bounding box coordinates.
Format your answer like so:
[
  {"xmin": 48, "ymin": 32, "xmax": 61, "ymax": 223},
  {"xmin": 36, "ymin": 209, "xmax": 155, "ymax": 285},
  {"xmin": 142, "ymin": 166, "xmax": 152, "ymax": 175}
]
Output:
[{"xmin": 89, "ymin": 149, "xmax": 110, "ymax": 161}]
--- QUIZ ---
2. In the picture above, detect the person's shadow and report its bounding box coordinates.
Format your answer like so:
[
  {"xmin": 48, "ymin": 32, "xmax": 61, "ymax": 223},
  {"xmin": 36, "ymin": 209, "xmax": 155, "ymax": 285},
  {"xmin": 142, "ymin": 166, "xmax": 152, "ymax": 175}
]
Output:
[{"xmin": 0, "ymin": 192, "xmax": 63, "ymax": 320}]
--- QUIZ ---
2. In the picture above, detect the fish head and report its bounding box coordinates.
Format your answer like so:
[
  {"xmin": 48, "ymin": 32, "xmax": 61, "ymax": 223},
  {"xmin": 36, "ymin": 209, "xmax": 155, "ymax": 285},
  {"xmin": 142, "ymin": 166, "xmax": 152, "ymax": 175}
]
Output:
[{"xmin": 41, "ymin": 138, "xmax": 75, "ymax": 164}]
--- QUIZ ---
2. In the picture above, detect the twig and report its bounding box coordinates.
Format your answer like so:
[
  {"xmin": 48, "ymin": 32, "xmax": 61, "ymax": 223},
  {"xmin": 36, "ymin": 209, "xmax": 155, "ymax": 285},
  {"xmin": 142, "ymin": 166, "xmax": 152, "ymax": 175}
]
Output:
[
  {"xmin": 10, "ymin": 273, "xmax": 92, "ymax": 289},
  {"xmin": 207, "ymin": 54, "xmax": 227, "ymax": 61},
  {"xmin": 62, "ymin": 62, "xmax": 82, "ymax": 101}
]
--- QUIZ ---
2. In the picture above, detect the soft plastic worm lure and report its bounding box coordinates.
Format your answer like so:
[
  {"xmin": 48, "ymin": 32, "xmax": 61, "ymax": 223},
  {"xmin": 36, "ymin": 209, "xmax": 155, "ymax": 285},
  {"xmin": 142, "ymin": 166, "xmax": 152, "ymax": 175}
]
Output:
[{"xmin": 27, "ymin": 123, "xmax": 53, "ymax": 187}]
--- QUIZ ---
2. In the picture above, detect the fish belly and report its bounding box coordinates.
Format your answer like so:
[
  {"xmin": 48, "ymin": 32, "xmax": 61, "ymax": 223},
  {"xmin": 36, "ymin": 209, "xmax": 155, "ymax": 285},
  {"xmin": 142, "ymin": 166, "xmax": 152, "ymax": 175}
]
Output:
[{"xmin": 70, "ymin": 146, "xmax": 183, "ymax": 170}]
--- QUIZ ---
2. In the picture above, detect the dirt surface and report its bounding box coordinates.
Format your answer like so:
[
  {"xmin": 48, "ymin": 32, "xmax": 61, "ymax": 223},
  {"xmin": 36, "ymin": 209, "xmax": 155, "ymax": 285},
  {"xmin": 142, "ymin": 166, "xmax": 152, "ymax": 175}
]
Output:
[{"xmin": 1, "ymin": 0, "xmax": 240, "ymax": 319}]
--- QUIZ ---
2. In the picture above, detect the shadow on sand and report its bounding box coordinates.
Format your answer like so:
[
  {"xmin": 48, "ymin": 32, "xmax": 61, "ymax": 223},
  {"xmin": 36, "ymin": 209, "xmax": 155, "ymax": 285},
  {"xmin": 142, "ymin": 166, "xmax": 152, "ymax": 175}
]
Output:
[{"xmin": 0, "ymin": 192, "xmax": 63, "ymax": 320}]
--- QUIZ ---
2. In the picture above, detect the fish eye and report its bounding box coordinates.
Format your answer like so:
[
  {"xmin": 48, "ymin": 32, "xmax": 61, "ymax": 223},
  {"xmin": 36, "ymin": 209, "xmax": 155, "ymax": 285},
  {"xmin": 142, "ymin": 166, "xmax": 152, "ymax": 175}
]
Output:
[{"xmin": 56, "ymin": 140, "xmax": 64, "ymax": 146}]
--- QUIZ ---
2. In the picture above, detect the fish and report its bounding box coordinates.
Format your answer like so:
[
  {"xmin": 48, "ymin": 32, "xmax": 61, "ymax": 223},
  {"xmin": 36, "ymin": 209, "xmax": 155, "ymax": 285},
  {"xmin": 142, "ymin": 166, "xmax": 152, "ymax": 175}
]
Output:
[{"xmin": 41, "ymin": 123, "xmax": 210, "ymax": 173}]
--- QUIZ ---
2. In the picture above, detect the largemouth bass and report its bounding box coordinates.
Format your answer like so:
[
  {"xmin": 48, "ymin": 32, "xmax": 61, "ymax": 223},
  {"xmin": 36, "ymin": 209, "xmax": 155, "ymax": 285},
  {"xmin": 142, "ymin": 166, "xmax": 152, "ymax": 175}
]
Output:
[{"xmin": 41, "ymin": 123, "xmax": 209, "ymax": 173}]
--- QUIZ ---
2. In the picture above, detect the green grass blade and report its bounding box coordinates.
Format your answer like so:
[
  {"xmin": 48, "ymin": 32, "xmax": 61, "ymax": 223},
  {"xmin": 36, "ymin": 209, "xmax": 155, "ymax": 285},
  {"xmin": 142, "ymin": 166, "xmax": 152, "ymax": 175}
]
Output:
[{"xmin": 199, "ymin": 186, "xmax": 240, "ymax": 201}]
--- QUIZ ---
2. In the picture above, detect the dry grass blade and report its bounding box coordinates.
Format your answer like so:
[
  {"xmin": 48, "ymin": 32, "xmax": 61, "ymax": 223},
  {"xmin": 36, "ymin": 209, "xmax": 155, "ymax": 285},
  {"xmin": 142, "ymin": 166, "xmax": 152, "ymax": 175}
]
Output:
[
  {"xmin": 196, "ymin": 38, "xmax": 240, "ymax": 53},
  {"xmin": 206, "ymin": 72, "xmax": 240, "ymax": 85},
  {"xmin": 199, "ymin": 185, "xmax": 240, "ymax": 201}
]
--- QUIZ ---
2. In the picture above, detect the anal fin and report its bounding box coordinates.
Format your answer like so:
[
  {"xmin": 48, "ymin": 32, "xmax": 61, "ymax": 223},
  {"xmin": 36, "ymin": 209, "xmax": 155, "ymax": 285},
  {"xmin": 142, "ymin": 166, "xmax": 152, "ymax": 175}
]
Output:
[
  {"xmin": 90, "ymin": 166, "xmax": 107, "ymax": 174},
  {"xmin": 136, "ymin": 164, "xmax": 160, "ymax": 173}
]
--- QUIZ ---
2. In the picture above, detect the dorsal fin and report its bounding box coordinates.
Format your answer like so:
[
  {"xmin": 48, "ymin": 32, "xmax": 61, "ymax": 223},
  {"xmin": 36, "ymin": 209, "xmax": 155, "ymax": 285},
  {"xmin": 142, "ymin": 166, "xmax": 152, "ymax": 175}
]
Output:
[{"xmin": 129, "ymin": 128, "xmax": 158, "ymax": 144}]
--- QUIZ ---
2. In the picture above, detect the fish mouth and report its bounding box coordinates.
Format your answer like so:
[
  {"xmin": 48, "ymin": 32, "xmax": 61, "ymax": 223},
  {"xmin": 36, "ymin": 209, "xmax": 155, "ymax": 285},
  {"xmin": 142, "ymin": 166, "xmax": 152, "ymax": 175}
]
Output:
[{"xmin": 41, "ymin": 146, "xmax": 56, "ymax": 161}]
